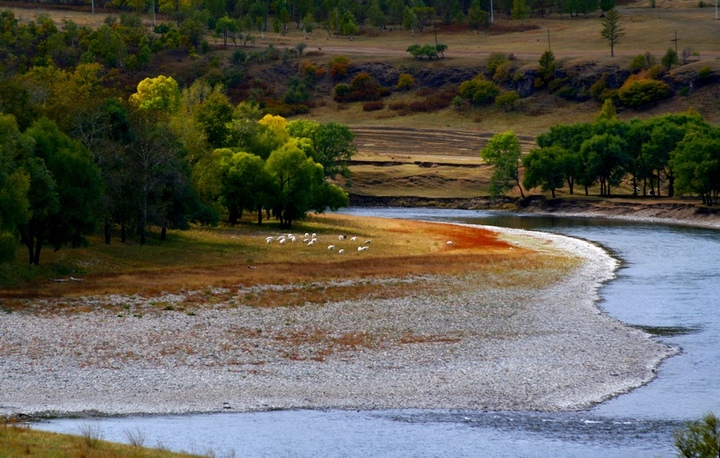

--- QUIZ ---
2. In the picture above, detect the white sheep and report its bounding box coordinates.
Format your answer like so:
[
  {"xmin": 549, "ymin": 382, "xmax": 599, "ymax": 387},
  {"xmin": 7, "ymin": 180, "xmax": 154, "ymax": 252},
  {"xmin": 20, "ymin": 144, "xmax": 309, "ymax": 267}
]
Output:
[
  {"xmin": 338, "ymin": 235, "xmax": 346, "ymax": 240},
  {"xmin": 308, "ymin": 240, "xmax": 315, "ymax": 246},
  {"xmin": 350, "ymin": 236, "xmax": 357, "ymax": 242},
  {"xmin": 338, "ymin": 249, "xmax": 345, "ymax": 254},
  {"xmin": 447, "ymin": 241, "xmax": 453, "ymax": 245},
  {"xmin": 328, "ymin": 245, "xmax": 335, "ymax": 250}
]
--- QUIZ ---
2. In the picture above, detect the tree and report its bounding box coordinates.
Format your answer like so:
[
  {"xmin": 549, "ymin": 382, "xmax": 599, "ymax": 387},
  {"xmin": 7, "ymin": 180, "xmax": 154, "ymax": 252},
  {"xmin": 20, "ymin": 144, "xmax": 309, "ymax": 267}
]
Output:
[
  {"xmin": 662, "ymin": 47, "xmax": 679, "ymax": 71},
  {"xmin": 467, "ymin": 0, "xmax": 489, "ymax": 32},
  {"xmin": 537, "ymin": 50, "xmax": 556, "ymax": 87},
  {"xmin": 265, "ymin": 140, "xmax": 325, "ymax": 228},
  {"xmin": 672, "ymin": 129, "xmax": 720, "ymax": 205},
  {"xmin": 212, "ymin": 149, "xmax": 270, "ymax": 224},
  {"xmin": 18, "ymin": 118, "xmax": 103, "ymax": 264},
  {"xmin": 403, "ymin": 6, "xmax": 418, "ymax": 35},
  {"xmin": 215, "ymin": 15, "xmax": 238, "ymax": 46},
  {"xmin": 287, "ymin": 120, "xmax": 357, "ymax": 179},
  {"xmin": 340, "ymin": 11, "xmax": 359, "ymax": 38},
  {"xmin": 0, "ymin": 115, "xmax": 30, "ymax": 242},
  {"xmin": 674, "ymin": 412, "xmax": 720, "ymax": 458},
  {"xmin": 600, "ymin": 9, "xmax": 624, "ymax": 57},
  {"xmin": 512, "ymin": 0, "xmax": 531, "ymax": 19},
  {"xmin": 595, "ymin": 98, "xmax": 617, "ymax": 122},
  {"xmin": 579, "ymin": 131, "xmax": 628, "ymax": 196},
  {"xmin": 480, "ymin": 131, "xmax": 525, "ymax": 198},
  {"xmin": 522, "ymin": 146, "xmax": 566, "ymax": 198},
  {"xmin": 129, "ymin": 75, "xmax": 182, "ymax": 117}
]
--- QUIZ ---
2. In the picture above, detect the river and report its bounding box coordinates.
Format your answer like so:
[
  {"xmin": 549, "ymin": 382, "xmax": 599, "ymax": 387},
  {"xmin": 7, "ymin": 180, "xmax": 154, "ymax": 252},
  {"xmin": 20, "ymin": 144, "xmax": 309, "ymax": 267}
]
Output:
[{"xmin": 32, "ymin": 208, "xmax": 720, "ymax": 457}]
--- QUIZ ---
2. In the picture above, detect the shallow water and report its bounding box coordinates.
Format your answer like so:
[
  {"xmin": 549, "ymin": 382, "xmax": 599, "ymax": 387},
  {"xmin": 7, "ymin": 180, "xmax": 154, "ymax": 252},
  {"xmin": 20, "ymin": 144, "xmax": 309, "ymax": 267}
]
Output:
[{"xmin": 33, "ymin": 208, "xmax": 720, "ymax": 457}]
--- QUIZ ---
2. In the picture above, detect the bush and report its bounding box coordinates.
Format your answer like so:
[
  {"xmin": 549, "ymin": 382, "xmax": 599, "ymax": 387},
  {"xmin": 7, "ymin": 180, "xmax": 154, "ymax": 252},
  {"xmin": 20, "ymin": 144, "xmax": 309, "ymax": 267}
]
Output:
[
  {"xmin": 329, "ymin": 55, "xmax": 350, "ymax": 79},
  {"xmin": 362, "ymin": 100, "xmax": 385, "ymax": 111},
  {"xmin": 486, "ymin": 53, "xmax": 510, "ymax": 77},
  {"xmin": 492, "ymin": 60, "xmax": 513, "ymax": 83},
  {"xmin": 408, "ymin": 100, "xmax": 429, "ymax": 112},
  {"xmin": 618, "ymin": 76, "xmax": 671, "ymax": 108},
  {"xmin": 697, "ymin": 65, "xmax": 713, "ymax": 82},
  {"xmin": 388, "ymin": 101, "xmax": 407, "ymax": 111},
  {"xmin": 631, "ymin": 54, "xmax": 650, "ymax": 73},
  {"xmin": 333, "ymin": 83, "xmax": 350, "ymax": 101},
  {"xmin": 396, "ymin": 73, "xmax": 415, "ymax": 90},
  {"xmin": 459, "ymin": 76, "xmax": 500, "ymax": 105},
  {"xmin": 495, "ymin": 90, "xmax": 520, "ymax": 110}
]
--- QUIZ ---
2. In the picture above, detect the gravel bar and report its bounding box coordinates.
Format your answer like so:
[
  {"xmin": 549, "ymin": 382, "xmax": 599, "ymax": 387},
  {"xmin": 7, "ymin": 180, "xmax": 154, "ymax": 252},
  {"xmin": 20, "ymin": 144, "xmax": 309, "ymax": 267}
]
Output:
[{"xmin": 0, "ymin": 226, "xmax": 676, "ymax": 418}]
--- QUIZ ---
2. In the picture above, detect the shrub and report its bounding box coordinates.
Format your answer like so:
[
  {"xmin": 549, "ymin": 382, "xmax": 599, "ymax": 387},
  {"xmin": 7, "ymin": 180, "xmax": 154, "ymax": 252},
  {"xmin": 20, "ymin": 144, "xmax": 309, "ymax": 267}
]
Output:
[
  {"xmin": 697, "ymin": 65, "xmax": 713, "ymax": 82},
  {"xmin": 388, "ymin": 101, "xmax": 407, "ymax": 111},
  {"xmin": 459, "ymin": 76, "xmax": 500, "ymax": 105},
  {"xmin": 486, "ymin": 53, "xmax": 509, "ymax": 77},
  {"xmin": 396, "ymin": 73, "xmax": 415, "ymax": 90},
  {"xmin": 231, "ymin": 49, "xmax": 247, "ymax": 65},
  {"xmin": 495, "ymin": 90, "xmax": 520, "ymax": 110},
  {"xmin": 329, "ymin": 55, "xmax": 350, "ymax": 79},
  {"xmin": 333, "ymin": 83, "xmax": 350, "ymax": 101},
  {"xmin": 631, "ymin": 54, "xmax": 650, "ymax": 73},
  {"xmin": 589, "ymin": 73, "xmax": 609, "ymax": 100},
  {"xmin": 618, "ymin": 76, "xmax": 671, "ymax": 108},
  {"xmin": 362, "ymin": 100, "xmax": 385, "ymax": 111},
  {"xmin": 492, "ymin": 60, "xmax": 513, "ymax": 83}
]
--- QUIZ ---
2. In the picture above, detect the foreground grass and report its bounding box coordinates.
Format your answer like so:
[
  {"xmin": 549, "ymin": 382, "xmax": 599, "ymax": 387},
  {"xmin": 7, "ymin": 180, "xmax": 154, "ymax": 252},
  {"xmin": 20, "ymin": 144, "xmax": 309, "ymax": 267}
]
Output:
[{"xmin": 0, "ymin": 421, "xmax": 200, "ymax": 458}]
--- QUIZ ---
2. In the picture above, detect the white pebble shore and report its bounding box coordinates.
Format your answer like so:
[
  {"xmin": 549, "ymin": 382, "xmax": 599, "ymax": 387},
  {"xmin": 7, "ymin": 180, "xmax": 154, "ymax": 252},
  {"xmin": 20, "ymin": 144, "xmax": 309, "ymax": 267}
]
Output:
[{"xmin": 0, "ymin": 226, "xmax": 676, "ymax": 418}]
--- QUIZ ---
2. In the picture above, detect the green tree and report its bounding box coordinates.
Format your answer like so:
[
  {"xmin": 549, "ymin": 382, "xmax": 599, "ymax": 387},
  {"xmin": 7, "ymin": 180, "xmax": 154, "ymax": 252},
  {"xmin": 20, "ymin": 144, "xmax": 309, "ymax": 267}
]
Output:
[
  {"xmin": 403, "ymin": 6, "xmax": 419, "ymax": 35},
  {"xmin": 537, "ymin": 50, "xmax": 556, "ymax": 87},
  {"xmin": 265, "ymin": 140, "xmax": 325, "ymax": 228},
  {"xmin": 579, "ymin": 130, "xmax": 628, "ymax": 196},
  {"xmin": 600, "ymin": 9, "xmax": 624, "ymax": 57},
  {"xmin": 522, "ymin": 146, "xmax": 566, "ymax": 198},
  {"xmin": 467, "ymin": 0, "xmax": 489, "ymax": 32},
  {"xmin": 512, "ymin": 0, "xmax": 531, "ymax": 19},
  {"xmin": 215, "ymin": 15, "xmax": 238, "ymax": 46},
  {"xmin": 673, "ymin": 132, "xmax": 720, "ymax": 205},
  {"xmin": 18, "ymin": 118, "xmax": 103, "ymax": 264},
  {"xmin": 212, "ymin": 149, "xmax": 270, "ymax": 224},
  {"xmin": 367, "ymin": 0, "xmax": 387, "ymax": 29},
  {"xmin": 480, "ymin": 131, "xmax": 525, "ymax": 198},
  {"xmin": 662, "ymin": 47, "xmax": 679, "ymax": 71},
  {"xmin": 674, "ymin": 412, "xmax": 720, "ymax": 457},
  {"xmin": 340, "ymin": 11, "xmax": 359, "ymax": 38},
  {"xmin": 287, "ymin": 120, "xmax": 357, "ymax": 179},
  {"xmin": 595, "ymin": 98, "xmax": 617, "ymax": 122},
  {"xmin": 129, "ymin": 75, "xmax": 182, "ymax": 117},
  {"xmin": 0, "ymin": 115, "xmax": 30, "ymax": 247}
]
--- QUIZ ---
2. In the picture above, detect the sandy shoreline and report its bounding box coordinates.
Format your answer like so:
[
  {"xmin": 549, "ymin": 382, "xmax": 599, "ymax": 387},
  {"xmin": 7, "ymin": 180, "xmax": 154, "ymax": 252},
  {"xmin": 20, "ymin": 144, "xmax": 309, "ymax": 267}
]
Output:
[{"xmin": 0, "ymin": 226, "xmax": 677, "ymax": 418}]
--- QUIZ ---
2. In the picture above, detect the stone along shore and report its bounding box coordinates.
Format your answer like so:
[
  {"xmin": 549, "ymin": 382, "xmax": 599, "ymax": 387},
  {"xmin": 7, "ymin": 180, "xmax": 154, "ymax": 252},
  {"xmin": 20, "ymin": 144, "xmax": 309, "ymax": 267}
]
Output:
[{"xmin": 0, "ymin": 227, "xmax": 676, "ymax": 417}]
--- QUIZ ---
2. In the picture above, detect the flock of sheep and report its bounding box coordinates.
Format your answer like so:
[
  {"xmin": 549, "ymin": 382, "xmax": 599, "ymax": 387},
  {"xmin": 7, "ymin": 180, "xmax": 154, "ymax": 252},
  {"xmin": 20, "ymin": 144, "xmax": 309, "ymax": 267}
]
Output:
[{"xmin": 264, "ymin": 233, "xmax": 372, "ymax": 254}]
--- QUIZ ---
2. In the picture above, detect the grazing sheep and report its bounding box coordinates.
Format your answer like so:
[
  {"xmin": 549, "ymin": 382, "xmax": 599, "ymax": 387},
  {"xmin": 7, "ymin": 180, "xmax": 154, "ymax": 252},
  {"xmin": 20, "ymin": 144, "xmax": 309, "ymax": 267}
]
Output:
[
  {"xmin": 308, "ymin": 240, "xmax": 315, "ymax": 246},
  {"xmin": 364, "ymin": 240, "xmax": 371, "ymax": 245},
  {"xmin": 358, "ymin": 246, "xmax": 369, "ymax": 252},
  {"xmin": 447, "ymin": 241, "xmax": 453, "ymax": 245},
  {"xmin": 328, "ymin": 245, "xmax": 335, "ymax": 250},
  {"xmin": 338, "ymin": 235, "xmax": 346, "ymax": 240},
  {"xmin": 338, "ymin": 249, "xmax": 345, "ymax": 254},
  {"xmin": 265, "ymin": 237, "xmax": 273, "ymax": 244},
  {"xmin": 350, "ymin": 236, "xmax": 357, "ymax": 242}
]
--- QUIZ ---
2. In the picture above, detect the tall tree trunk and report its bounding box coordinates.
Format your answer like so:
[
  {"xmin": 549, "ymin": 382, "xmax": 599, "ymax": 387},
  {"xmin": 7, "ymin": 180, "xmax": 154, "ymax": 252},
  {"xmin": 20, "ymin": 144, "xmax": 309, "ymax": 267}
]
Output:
[
  {"xmin": 257, "ymin": 206, "xmax": 263, "ymax": 225},
  {"xmin": 160, "ymin": 222, "xmax": 167, "ymax": 241},
  {"xmin": 104, "ymin": 222, "xmax": 111, "ymax": 245}
]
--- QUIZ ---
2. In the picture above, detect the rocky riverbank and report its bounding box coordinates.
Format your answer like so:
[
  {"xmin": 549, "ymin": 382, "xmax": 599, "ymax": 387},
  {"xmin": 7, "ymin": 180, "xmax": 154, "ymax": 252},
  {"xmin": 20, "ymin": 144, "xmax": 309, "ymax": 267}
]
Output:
[{"xmin": 0, "ymin": 226, "xmax": 676, "ymax": 418}]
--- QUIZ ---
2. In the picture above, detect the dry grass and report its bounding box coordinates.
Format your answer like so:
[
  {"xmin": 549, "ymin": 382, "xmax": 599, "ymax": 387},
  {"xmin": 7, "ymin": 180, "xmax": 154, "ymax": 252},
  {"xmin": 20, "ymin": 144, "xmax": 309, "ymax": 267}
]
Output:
[
  {"xmin": 0, "ymin": 214, "xmax": 579, "ymax": 318},
  {"xmin": 0, "ymin": 419, "xmax": 200, "ymax": 458}
]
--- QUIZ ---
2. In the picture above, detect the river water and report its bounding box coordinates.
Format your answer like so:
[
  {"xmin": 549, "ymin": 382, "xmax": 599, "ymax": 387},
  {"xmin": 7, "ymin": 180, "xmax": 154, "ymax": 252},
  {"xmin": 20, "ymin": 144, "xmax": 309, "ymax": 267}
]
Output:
[{"xmin": 32, "ymin": 208, "xmax": 720, "ymax": 457}]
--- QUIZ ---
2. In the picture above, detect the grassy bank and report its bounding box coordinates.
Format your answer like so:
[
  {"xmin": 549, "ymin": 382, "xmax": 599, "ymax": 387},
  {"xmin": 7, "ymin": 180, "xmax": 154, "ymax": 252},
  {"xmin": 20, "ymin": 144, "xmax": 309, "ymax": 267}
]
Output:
[
  {"xmin": 0, "ymin": 420, "xmax": 200, "ymax": 457},
  {"xmin": 1, "ymin": 213, "xmax": 573, "ymax": 303}
]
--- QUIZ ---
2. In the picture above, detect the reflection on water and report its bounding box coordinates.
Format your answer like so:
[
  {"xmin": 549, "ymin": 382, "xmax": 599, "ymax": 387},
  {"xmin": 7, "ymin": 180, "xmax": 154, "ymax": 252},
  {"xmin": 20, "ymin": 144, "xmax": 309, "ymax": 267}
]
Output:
[{"xmin": 32, "ymin": 207, "xmax": 720, "ymax": 457}]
